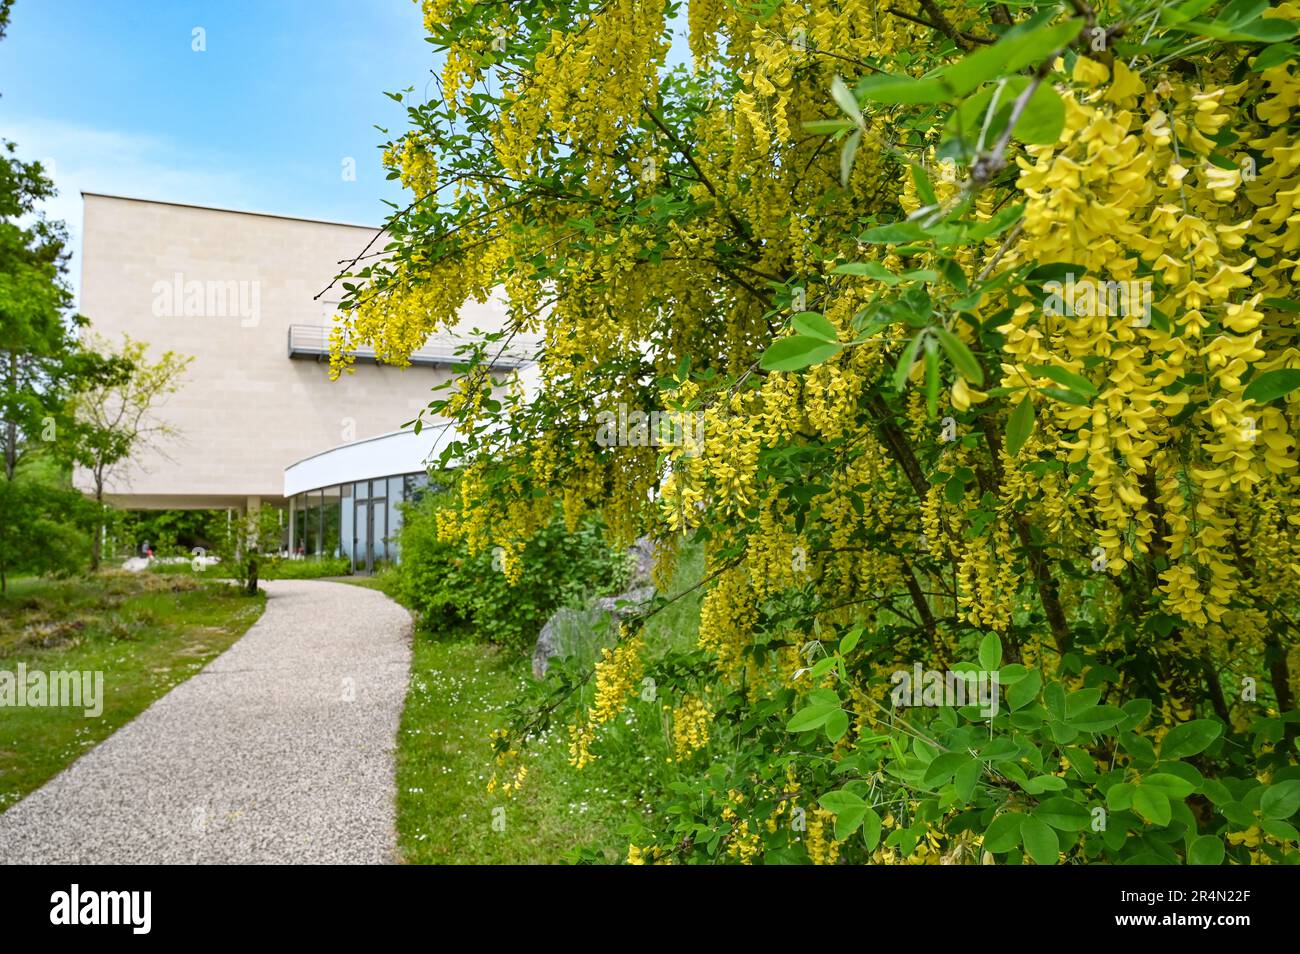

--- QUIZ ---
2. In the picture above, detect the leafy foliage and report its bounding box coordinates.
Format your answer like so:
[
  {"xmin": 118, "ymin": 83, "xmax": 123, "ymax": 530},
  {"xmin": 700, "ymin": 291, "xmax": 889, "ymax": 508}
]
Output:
[
  {"xmin": 396, "ymin": 484, "xmax": 630, "ymax": 652},
  {"xmin": 341, "ymin": 0, "xmax": 1300, "ymax": 864}
]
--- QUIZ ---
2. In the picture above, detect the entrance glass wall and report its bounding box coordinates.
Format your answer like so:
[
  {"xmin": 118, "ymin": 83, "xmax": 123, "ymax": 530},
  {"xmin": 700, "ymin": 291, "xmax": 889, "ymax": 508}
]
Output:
[{"xmin": 288, "ymin": 471, "xmax": 430, "ymax": 574}]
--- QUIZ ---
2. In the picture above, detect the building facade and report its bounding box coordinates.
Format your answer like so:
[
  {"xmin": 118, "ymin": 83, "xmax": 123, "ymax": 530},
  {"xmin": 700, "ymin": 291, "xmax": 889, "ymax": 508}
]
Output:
[
  {"xmin": 281, "ymin": 425, "xmax": 455, "ymax": 573},
  {"xmin": 77, "ymin": 194, "xmax": 531, "ymax": 571},
  {"xmin": 76, "ymin": 193, "xmax": 525, "ymax": 514}
]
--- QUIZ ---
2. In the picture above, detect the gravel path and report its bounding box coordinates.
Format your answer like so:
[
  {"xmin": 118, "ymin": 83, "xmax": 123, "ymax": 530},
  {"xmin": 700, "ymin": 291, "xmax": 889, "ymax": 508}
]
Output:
[{"xmin": 0, "ymin": 579, "xmax": 412, "ymax": 864}]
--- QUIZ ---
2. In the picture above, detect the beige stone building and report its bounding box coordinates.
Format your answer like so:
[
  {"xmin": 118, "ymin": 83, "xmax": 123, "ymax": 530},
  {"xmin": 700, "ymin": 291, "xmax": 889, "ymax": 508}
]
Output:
[{"xmin": 76, "ymin": 193, "xmax": 530, "ymax": 570}]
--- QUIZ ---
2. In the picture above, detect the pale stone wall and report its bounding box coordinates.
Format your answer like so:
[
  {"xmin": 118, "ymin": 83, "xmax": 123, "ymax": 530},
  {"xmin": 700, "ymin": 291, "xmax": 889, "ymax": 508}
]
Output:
[{"xmin": 75, "ymin": 193, "xmax": 506, "ymax": 508}]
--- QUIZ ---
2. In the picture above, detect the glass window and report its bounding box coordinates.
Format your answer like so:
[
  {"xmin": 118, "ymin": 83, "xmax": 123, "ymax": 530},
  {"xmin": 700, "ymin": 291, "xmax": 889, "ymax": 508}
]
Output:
[
  {"xmin": 402, "ymin": 473, "xmax": 426, "ymax": 507},
  {"xmin": 374, "ymin": 486, "xmax": 388, "ymax": 564},
  {"xmin": 386, "ymin": 477, "xmax": 403, "ymax": 562},
  {"xmin": 354, "ymin": 499, "xmax": 368, "ymax": 570},
  {"xmin": 295, "ymin": 496, "xmax": 308, "ymax": 557},
  {"xmin": 340, "ymin": 484, "xmax": 354, "ymax": 570},
  {"xmin": 323, "ymin": 486, "xmax": 342, "ymax": 560},
  {"xmin": 308, "ymin": 490, "xmax": 321, "ymax": 557}
]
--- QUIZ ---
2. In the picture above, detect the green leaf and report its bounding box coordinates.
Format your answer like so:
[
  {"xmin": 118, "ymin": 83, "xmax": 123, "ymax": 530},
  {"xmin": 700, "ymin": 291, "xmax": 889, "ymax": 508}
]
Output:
[
  {"xmin": 761, "ymin": 335, "xmax": 842, "ymax": 372},
  {"xmin": 1025, "ymin": 363, "xmax": 1097, "ymax": 398},
  {"xmin": 819, "ymin": 788, "xmax": 866, "ymax": 815},
  {"xmin": 1005, "ymin": 394, "xmax": 1035, "ymax": 456},
  {"xmin": 1039, "ymin": 386, "xmax": 1088, "ymax": 406},
  {"xmin": 893, "ymin": 332, "xmax": 925, "ymax": 392},
  {"xmin": 983, "ymin": 811, "xmax": 1023, "ymax": 852},
  {"xmin": 802, "ymin": 117, "xmax": 856, "ymax": 135},
  {"xmin": 1019, "ymin": 815, "xmax": 1059, "ymax": 865},
  {"xmin": 840, "ymin": 127, "xmax": 863, "ymax": 187},
  {"xmin": 1261, "ymin": 817, "xmax": 1300, "ymax": 841},
  {"xmin": 1142, "ymin": 773, "xmax": 1197, "ymax": 800},
  {"xmin": 998, "ymin": 663, "xmax": 1029, "ymax": 685},
  {"xmin": 978, "ymin": 632, "xmax": 1002, "ymax": 671},
  {"xmin": 941, "ymin": 21, "xmax": 1084, "ymax": 97},
  {"xmin": 855, "ymin": 72, "xmax": 951, "ymax": 105},
  {"xmin": 840, "ymin": 627, "xmax": 862, "ymax": 654},
  {"xmin": 833, "ymin": 801, "xmax": 866, "ymax": 840},
  {"xmin": 860, "ymin": 220, "xmax": 930, "ymax": 244},
  {"xmin": 954, "ymin": 759, "xmax": 981, "ymax": 803},
  {"xmin": 910, "ymin": 162, "xmax": 938, "ymax": 208},
  {"xmin": 1172, "ymin": 17, "xmax": 1297, "ymax": 43},
  {"xmin": 788, "ymin": 703, "xmax": 839, "ymax": 732},
  {"xmin": 935, "ymin": 327, "xmax": 984, "ymax": 385},
  {"xmin": 1188, "ymin": 834, "xmax": 1225, "ymax": 866},
  {"xmin": 1011, "ymin": 83, "xmax": 1067, "ymax": 145},
  {"xmin": 832, "ymin": 261, "xmax": 899, "ymax": 282},
  {"xmin": 1106, "ymin": 782, "xmax": 1135, "ymax": 811},
  {"xmin": 830, "ymin": 75, "xmax": 864, "ymax": 126},
  {"xmin": 1069, "ymin": 705, "xmax": 1126, "ymax": 734},
  {"xmin": 1243, "ymin": 368, "xmax": 1300, "ymax": 403},
  {"xmin": 825, "ymin": 708, "xmax": 850, "ymax": 742},
  {"xmin": 1132, "ymin": 787, "xmax": 1172, "ymax": 827},
  {"xmin": 924, "ymin": 337, "xmax": 940, "ymax": 418},
  {"xmin": 1065, "ymin": 688, "xmax": 1102, "ymax": 717},
  {"xmin": 1044, "ymin": 683, "xmax": 1066, "ymax": 721},
  {"xmin": 791, "ymin": 311, "xmax": 838, "ymax": 342},
  {"xmin": 1008, "ymin": 668, "xmax": 1041, "ymax": 711},
  {"xmin": 924, "ymin": 751, "xmax": 974, "ymax": 787},
  {"xmin": 964, "ymin": 203, "xmax": 1025, "ymax": 244},
  {"xmin": 1161, "ymin": 0, "xmax": 1219, "ymax": 24},
  {"xmin": 1021, "ymin": 774, "xmax": 1067, "ymax": 794},
  {"xmin": 808, "ymin": 688, "xmax": 841, "ymax": 707},
  {"xmin": 951, "ymin": 77, "xmax": 1068, "ymax": 153},
  {"xmin": 1159, "ymin": 719, "xmax": 1222, "ymax": 760},
  {"xmin": 1261, "ymin": 780, "xmax": 1300, "ymax": 820},
  {"xmin": 862, "ymin": 806, "xmax": 882, "ymax": 850},
  {"xmin": 1199, "ymin": 778, "xmax": 1234, "ymax": 806},
  {"xmin": 809, "ymin": 656, "xmax": 837, "ymax": 679},
  {"xmin": 1120, "ymin": 698, "xmax": 1153, "ymax": 732},
  {"xmin": 1222, "ymin": 0, "xmax": 1270, "ymax": 25},
  {"xmin": 1252, "ymin": 42, "xmax": 1299, "ymax": 71},
  {"xmin": 944, "ymin": 474, "xmax": 966, "ymax": 505},
  {"xmin": 1034, "ymin": 797, "xmax": 1091, "ymax": 831}
]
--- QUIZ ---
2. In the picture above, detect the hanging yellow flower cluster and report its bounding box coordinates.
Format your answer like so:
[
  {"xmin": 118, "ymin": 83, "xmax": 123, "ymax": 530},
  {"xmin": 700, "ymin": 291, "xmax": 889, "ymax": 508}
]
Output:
[{"xmin": 342, "ymin": 0, "xmax": 1299, "ymax": 864}]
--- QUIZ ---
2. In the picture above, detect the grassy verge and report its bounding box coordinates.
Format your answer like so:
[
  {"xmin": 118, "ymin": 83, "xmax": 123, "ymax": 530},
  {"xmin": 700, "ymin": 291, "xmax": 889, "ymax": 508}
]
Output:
[
  {"xmin": 0, "ymin": 571, "xmax": 265, "ymax": 810},
  {"xmin": 396, "ymin": 637, "xmax": 650, "ymax": 864},
  {"xmin": 370, "ymin": 548, "xmax": 704, "ymax": 864},
  {"xmin": 147, "ymin": 555, "xmax": 352, "ymax": 580}
]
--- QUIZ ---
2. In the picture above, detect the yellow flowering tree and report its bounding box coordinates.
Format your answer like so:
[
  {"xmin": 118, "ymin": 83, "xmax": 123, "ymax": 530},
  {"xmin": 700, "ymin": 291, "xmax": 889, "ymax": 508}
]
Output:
[{"xmin": 337, "ymin": 0, "xmax": 1300, "ymax": 863}]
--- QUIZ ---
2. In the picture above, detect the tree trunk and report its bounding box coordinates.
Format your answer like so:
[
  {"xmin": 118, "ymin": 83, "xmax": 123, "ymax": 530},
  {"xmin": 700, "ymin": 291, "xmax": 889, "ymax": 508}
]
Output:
[
  {"xmin": 4, "ymin": 351, "xmax": 17, "ymax": 483},
  {"xmin": 246, "ymin": 556, "xmax": 259, "ymax": 596},
  {"xmin": 90, "ymin": 476, "xmax": 105, "ymax": 572}
]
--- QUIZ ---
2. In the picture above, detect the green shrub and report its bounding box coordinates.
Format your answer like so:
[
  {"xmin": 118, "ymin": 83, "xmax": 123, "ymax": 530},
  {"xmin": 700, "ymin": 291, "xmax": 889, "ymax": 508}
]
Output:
[
  {"xmin": 0, "ymin": 475, "xmax": 95, "ymax": 588},
  {"xmin": 396, "ymin": 487, "xmax": 627, "ymax": 652},
  {"xmin": 260, "ymin": 556, "xmax": 351, "ymax": 580},
  {"xmin": 111, "ymin": 508, "xmax": 226, "ymax": 560},
  {"xmin": 148, "ymin": 554, "xmax": 351, "ymax": 581}
]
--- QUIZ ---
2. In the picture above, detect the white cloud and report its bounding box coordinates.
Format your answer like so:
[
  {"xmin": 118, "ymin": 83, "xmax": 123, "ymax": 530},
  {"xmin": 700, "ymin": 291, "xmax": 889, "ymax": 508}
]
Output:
[{"xmin": 3, "ymin": 116, "xmax": 255, "ymax": 308}]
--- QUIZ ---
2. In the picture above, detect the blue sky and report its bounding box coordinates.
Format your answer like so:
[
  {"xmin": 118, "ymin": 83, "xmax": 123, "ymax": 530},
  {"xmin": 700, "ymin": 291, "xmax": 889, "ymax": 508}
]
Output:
[{"xmin": 0, "ymin": 0, "xmax": 437, "ymax": 304}]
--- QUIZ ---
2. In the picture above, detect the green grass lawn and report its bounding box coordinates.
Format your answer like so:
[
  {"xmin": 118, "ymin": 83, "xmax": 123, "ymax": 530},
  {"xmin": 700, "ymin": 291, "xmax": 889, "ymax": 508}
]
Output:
[
  {"xmin": 147, "ymin": 554, "xmax": 352, "ymax": 580},
  {"xmin": 0, "ymin": 571, "xmax": 265, "ymax": 810},
  {"xmin": 395, "ymin": 635, "xmax": 661, "ymax": 864},
  {"xmin": 373, "ymin": 548, "xmax": 705, "ymax": 864}
]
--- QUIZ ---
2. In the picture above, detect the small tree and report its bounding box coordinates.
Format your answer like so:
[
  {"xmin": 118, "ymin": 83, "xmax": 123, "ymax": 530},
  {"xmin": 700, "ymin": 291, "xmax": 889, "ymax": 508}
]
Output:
[
  {"xmin": 209, "ymin": 505, "xmax": 281, "ymax": 596},
  {"xmin": 69, "ymin": 335, "xmax": 191, "ymax": 570},
  {"xmin": 0, "ymin": 138, "xmax": 120, "ymax": 590},
  {"xmin": 0, "ymin": 456, "xmax": 95, "ymax": 591}
]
